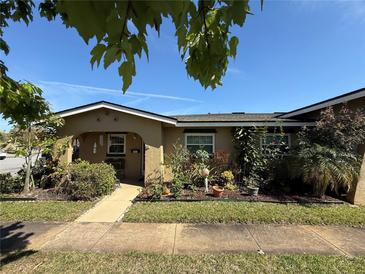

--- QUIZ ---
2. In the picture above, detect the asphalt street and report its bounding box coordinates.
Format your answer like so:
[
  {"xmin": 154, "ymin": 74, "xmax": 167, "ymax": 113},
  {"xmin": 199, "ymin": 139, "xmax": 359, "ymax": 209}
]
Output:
[{"xmin": 0, "ymin": 155, "xmax": 37, "ymax": 174}]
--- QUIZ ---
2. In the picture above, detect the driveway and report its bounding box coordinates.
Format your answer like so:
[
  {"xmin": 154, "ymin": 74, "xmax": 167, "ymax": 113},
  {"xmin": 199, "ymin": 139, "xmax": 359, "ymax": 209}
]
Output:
[{"xmin": 0, "ymin": 154, "xmax": 37, "ymax": 174}]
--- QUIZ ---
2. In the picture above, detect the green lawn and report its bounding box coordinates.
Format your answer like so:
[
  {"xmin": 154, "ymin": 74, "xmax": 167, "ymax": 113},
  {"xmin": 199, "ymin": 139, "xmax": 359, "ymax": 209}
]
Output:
[
  {"xmin": 1, "ymin": 251, "xmax": 364, "ymax": 273},
  {"xmin": 123, "ymin": 201, "xmax": 365, "ymax": 227},
  {"xmin": 0, "ymin": 201, "xmax": 96, "ymax": 222}
]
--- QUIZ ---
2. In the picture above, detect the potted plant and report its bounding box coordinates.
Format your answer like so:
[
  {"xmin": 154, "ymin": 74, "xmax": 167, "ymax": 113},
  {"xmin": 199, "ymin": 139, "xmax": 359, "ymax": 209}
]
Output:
[
  {"xmin": 221, "ymin": 170, "xmax": 237, "ymax": 191},
  {"xmin": 212, "ymin": 185, "xmax": 224, "ymax": 197},
  {"xmin": 246, "ymin": 177, "xmax": 259, "ymax": 196}
]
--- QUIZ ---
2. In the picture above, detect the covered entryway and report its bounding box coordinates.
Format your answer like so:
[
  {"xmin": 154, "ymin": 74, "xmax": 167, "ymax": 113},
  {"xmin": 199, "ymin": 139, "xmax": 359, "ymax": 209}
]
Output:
[
  {"xmin": 56, "ymin": 101, "xmax": 177, "ymax": 185},
  {"xmin": 72, "ymin": 131, "xmax": 145, "ymax": 184}
]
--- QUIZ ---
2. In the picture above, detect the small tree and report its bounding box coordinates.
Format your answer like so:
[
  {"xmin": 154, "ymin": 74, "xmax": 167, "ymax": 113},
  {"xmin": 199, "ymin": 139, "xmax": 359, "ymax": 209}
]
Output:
[
  {"xmin": 294, "ymin": 144, "xmax": 360, "ymax": 197},
  {"xmin": 233, "ymin": 126, "xmax": 283, "ymax": 183},
  {"xmin": 165, "ymin": 143, "xmax": 190, "ymax": 183},
  {"xmin": 298, "ymin": 106, "xmax": 365, "ymax": 152},
  {"xmin": 0, "ymin": 79, "xmax": 63, "ymax": 192},
  {"xmin": 294, "ymin": 105, "xmax": 365, "ymax": 196},
  {"xmin": 0, "ymin": 129, "xmax": 8, "ymax": 147}
]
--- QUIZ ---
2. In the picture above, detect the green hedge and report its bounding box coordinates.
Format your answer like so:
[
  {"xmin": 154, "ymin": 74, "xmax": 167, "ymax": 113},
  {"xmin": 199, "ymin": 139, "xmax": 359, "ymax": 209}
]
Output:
[
  {"xmin": 62, "ymin": 160, "xmax": 117, "ymax": 200},
  {"xmin": 0, "ymin": 173, "xmax": 24, "ymax": 194}
]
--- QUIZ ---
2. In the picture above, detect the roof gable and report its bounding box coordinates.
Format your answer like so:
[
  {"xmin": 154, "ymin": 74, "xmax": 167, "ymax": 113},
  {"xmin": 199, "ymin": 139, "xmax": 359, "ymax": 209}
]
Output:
[
  {"xmin": 56, "ymin": 101, "xmax": 177, "ymax": 125},
  {"xmin": 279, "ymin": 87, "xmax": 365, "ymax": 118}
]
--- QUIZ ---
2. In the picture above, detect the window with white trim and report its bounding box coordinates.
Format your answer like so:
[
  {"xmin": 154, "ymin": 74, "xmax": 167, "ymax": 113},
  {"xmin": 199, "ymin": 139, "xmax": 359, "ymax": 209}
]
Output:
[
  {"xmin": 260, "ymin": 134, "xmax": 290, "ymax": 154},
  {"xmin": 185, "ymin": 133, "xmax": 215, "ymax": 154},
  {"xmin": 108, "ymin": 134, "xmax": 126, "ymax": 154}
]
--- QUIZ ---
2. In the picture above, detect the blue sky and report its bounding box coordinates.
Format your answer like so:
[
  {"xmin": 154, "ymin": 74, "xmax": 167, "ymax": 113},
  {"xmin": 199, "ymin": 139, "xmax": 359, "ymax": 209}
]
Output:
[{"xmin": 1, "ymin": 0, "xmax": 365, "ymax": 131}]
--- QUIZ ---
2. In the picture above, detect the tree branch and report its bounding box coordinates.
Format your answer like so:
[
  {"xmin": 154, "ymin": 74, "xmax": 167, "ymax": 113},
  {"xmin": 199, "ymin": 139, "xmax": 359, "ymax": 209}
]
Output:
[{"xmin": 119, "ymin": 1, "xmax": 131, "ymax": 44}]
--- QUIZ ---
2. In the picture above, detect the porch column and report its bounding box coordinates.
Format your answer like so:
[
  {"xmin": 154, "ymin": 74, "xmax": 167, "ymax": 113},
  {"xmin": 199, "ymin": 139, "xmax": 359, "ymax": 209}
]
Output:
[
  {"xmin": 143, "ymin": 126, "xmax": 164, "ymax": 185},
  {"xmin": 56, "ymin": 136, "xmax": 73, "ymax": 164},
  {"xmin": 348, "ymin": 152, "xmax": 365, "ymax": 205}
]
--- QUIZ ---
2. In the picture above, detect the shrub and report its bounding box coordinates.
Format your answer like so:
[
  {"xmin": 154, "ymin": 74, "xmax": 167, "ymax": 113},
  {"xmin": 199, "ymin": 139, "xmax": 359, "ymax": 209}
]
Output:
[
  {"xmin": 58, "ymin": 160, "xmax": 117, "ymax": 200},
  {"xmin": 233, "ymin": 127, "xmax": 282, "ymax": 184},
  {"xmin": 164, "ymin": 143, "xmax": 190, "ymax": 183},
  {"xmin": 146, "ymin": 182, "xmax": 163, "ymax": 199},
  {"xmin": 171, "ymin": 180, "xmax": 184, "ymax": 198},
  {"xmin": 298, "ymin": 106, "xmax": 365, "ymax": 152},
  {"xmin": 221, "ymin": 170, "xmax": 234, "ymax": 184},
  {"xmin": 292, "ymin": 106, "xmax": 364, "ymax": 197},
  {"xmin": 291, "ymin": 144, "xmax": 361, "ymax": 197},
  {"xmin": 220, "ymin": 170, "xmax": 237, "ymax": 190},
  {"xmin": 31, "ymin": 158, "xmax": 60, "ymax": 189},
  {"xmin": 0, "ymin": 173, "xmax": 24, "ymax": 193},
  {"xmin": 194, "ymin": 150, "xmax": 210, "ymax": 170},
  {"xmin": 225, "ymin": 182, "xmax": 238, "ymax": 191}
]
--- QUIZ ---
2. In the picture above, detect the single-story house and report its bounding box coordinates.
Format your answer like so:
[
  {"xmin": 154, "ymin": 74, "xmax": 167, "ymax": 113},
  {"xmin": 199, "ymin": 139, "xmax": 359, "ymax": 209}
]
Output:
[{"xmin": 57, "ymin": 87, "xmax": 365, "ymax": 204}]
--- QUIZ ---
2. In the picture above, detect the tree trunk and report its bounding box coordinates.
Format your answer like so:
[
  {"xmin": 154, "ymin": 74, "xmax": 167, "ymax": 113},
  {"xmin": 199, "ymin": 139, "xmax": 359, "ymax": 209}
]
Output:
[
  {"xmin": 23, "ymin": 155, "xmax": 32, "ymax": 193},
  {"xmin": 23, "ymin": 127, "xmax": 32, "ymax": 193}
]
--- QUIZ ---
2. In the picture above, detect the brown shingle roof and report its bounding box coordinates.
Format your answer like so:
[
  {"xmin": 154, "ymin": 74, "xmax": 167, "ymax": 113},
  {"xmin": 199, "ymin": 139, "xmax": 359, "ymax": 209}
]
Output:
[{"xmin": 172, "ymin": 113, "xmax": 303, "ymax": 122}]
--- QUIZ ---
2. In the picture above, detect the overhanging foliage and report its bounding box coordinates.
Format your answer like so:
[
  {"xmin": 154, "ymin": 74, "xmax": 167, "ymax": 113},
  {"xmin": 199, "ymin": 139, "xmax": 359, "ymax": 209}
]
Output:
[{"xmin": 1, "ymin": 0, "xmax": 254, "ymax": 91}]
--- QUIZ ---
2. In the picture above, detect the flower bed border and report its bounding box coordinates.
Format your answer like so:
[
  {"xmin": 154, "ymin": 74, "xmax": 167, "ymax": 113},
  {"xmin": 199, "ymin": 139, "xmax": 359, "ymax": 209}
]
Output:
[{"xmin": 133, "ymin": 196, "xmax": 345, "ymax": 205}]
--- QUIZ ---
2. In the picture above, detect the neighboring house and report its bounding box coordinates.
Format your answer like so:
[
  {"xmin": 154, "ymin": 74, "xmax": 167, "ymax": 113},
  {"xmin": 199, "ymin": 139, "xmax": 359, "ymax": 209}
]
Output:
[{"xmin": 57, "ymin": 87, "xmax": 365, "ymax": 203}]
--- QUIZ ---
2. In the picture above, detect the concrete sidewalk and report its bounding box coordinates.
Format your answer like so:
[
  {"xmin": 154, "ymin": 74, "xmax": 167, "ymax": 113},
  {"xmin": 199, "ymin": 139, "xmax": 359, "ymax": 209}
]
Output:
[
  {"xmin": 75, "ymin": 183, "xmax": 141, "ymax": 223},
  {"xmin": 3, "ymin": 222, "xmax": 365, "ymax": 256}
]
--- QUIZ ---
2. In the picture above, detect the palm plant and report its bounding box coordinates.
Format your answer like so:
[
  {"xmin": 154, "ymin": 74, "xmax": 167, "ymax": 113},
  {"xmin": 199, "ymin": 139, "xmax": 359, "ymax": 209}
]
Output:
[{"xmin": 291, "ymin": 144, "xmax": 361, "ymax": 197}]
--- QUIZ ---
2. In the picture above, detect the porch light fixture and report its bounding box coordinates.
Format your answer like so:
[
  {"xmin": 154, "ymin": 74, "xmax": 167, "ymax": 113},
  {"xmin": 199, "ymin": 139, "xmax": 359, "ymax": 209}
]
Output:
[{"xmin": 93, "ymin": 142, "xmax": 97, "ymax": 154}]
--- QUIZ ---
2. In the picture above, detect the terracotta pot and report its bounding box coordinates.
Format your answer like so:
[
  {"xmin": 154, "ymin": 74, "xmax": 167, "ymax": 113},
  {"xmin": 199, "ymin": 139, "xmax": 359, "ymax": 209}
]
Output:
[
  {"xmin": 162, "ymin": 186, "xmax": 171, "ymax": 196},
  {"xmin": 212, "ymin": 185, "xmax": 224, "ymax": 197}
]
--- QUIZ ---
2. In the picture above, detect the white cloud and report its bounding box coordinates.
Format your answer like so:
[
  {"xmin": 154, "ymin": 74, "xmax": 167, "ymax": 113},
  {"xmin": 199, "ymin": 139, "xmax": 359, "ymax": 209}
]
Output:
[
  {"xmin": 38, "ymin": 81, "xmax": 202, "ymax": 103},
  {"xmin": 227, "ymin": 67, "xmax": 245, "ymax": 75},
  {"xmin": 340, "ymin": 1, "xmax": 365, "ymax": 24},
  {"xmin": 125, "ymin": 96, "xmax": 151, "ymax": 106},
  {"xmin": 161, "ymin": 106, "xmax": 201, "ymax": 116},
  {"xmin": 294, "ymin": 0, "xmax": 365, "ymax": 25}
]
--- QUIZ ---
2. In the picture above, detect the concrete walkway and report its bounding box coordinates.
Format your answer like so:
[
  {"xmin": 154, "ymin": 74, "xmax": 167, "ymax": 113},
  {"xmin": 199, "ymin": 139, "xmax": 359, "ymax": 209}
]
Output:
[
  {"xmin": 2, "ymin": 222, "xmax": 365, "ymax": 256},
  {"xmin": 75, "ymin": 183, "xmax": 141, "ymax": 223}
]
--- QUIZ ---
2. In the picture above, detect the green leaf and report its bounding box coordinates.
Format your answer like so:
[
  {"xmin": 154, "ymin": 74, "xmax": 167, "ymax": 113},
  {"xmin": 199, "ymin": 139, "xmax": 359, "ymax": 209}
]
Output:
[
  {"xmin": 90, "ymin": 44, "xmax": 107, "ymax": 68},
  {"xmin": 229, "ymin": 36, "xmax": 239, "ymax": 58},
  {"xmin": 118, "ymin": 61, "xmax": 136, "ymax": 92},
  {"xmin": 103, "ymin": 46, "xmax": 121, "ymax": 69},
  {"xmin": 0, "ymin": 38, "xmax": 9, "ymax": 55},
  {"xmin": 2, "ymin": 0, "xmax": 253, "ymax": 92}
]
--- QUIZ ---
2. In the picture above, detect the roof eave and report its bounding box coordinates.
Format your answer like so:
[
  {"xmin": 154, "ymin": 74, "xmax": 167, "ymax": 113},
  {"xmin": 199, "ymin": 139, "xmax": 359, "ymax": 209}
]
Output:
[
  {"xmin": 175, "ymin": 121, "xmax": 315, "ymax": 127},
  {"xmin": 57, "ymin": 101, "xmax": 177, "ymax": 125},
  {"xmin": 279, "ymin": 88, "xmax": 365, "ymax": 119}
]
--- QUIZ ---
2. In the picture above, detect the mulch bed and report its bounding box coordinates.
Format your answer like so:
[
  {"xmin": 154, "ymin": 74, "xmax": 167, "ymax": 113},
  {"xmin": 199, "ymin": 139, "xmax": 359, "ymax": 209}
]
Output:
[
  {"xmin": 0, "ymin": 188, "xmax": 70, "ymax": 201},
  {"xmin": 135, "ymin": 187, "xmax": 345, "ymax": 204}
]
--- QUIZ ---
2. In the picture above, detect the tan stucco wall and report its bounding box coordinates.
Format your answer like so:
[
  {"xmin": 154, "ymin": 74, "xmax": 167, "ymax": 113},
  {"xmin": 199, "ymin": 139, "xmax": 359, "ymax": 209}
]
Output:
[
  {"xmin": 162, "ymin": 127, "xmax": 235, "ymax": 181},
  {"xmin": 56, "ymin": 137, "xmax": 73, "ymax": 164},
  {"xmin": 58, "ymin": 108, "xmax": 164, "ymax": 182},
  {"xmin": 347, "ymin": 152, "xmax": 365, "ymax": 205},
  {"xmin": 161, "ymin": 126, "xmax": 301, "ymax": 181},
  {"xmin": 77, "ymin": 132, "xmax": 143, "ymax": 179},
  {"xmin": 78, "ymin": 132, "xmax": 106, "ymax": 163}
]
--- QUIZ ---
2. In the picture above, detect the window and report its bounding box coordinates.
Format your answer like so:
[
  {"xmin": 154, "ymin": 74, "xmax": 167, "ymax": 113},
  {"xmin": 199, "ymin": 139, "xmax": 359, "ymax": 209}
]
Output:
[
  {"xmin": 185, "ymin": 133, "xmax": 215, "ymax": 154},
  {"xmin": 108, "ymin": 134, "xmax": 126, "ymax": 154},
  {"xmin": 260, "ymin": 134, "xmax": 290, "ymax": 154}
]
